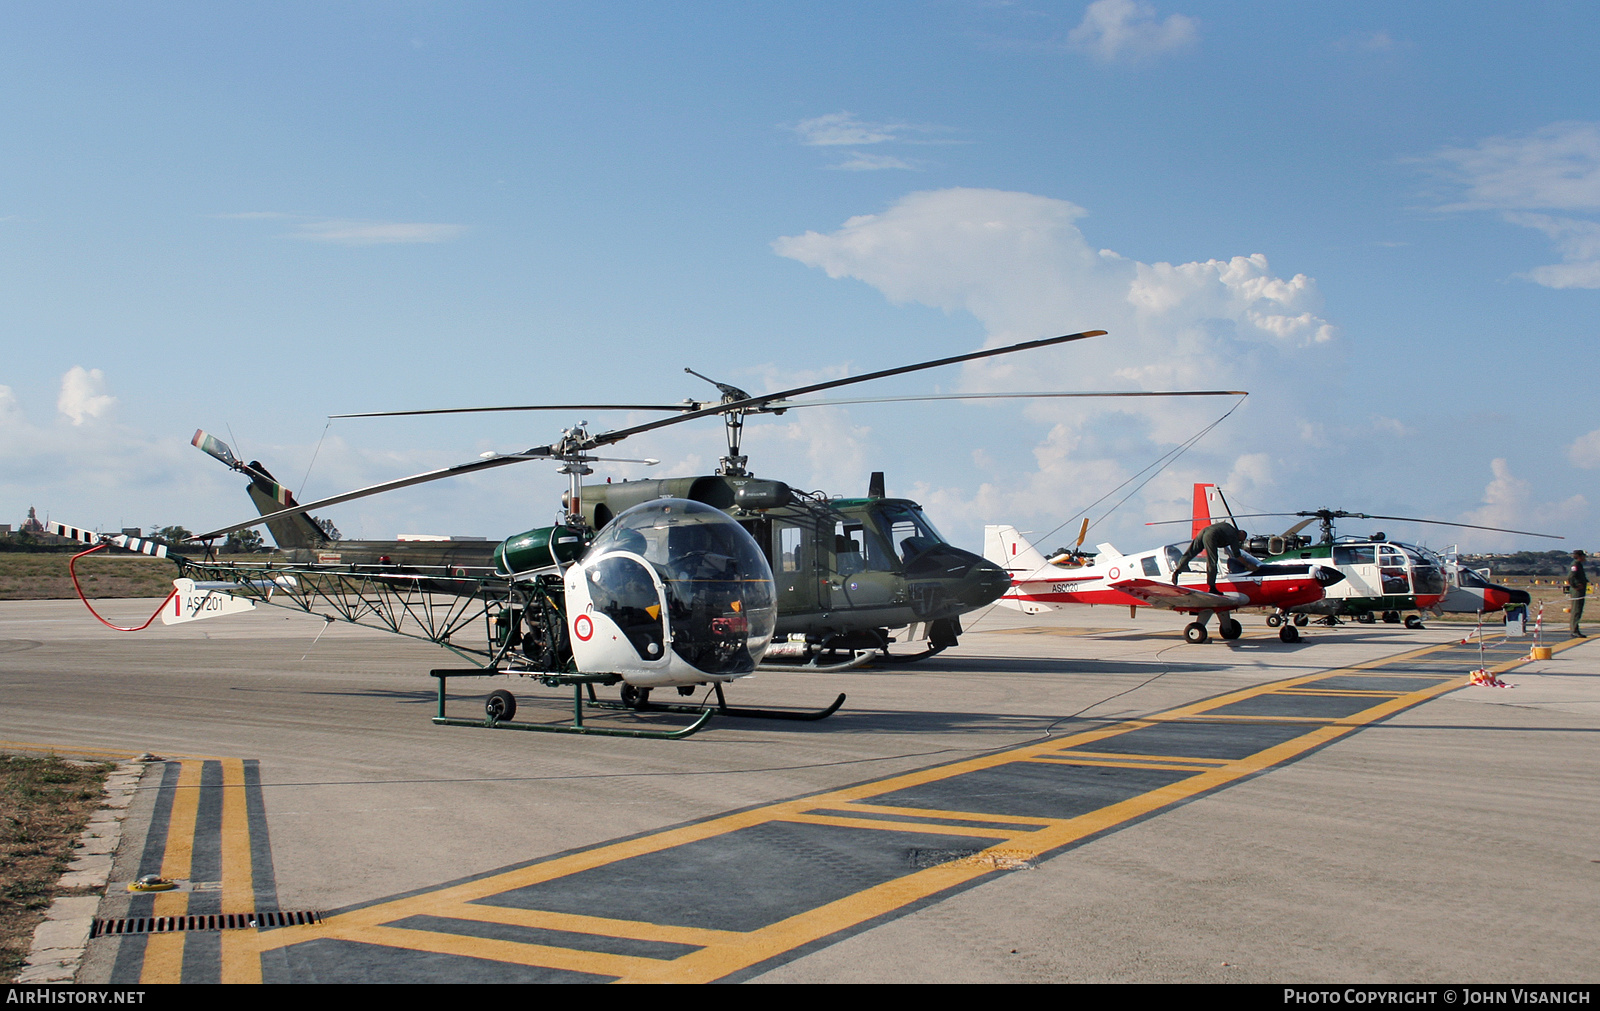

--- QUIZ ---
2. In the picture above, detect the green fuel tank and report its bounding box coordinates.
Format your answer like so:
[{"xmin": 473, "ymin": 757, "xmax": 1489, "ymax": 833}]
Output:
[{"xmin": 494, "ymin": 525, "xmax": 587, "ymax": 576}]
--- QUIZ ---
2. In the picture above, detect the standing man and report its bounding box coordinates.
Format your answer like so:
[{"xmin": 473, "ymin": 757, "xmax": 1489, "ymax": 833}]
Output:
[{"xmin": 1568, "ymin": 549, "xmax": 1588, "ymax": 639}]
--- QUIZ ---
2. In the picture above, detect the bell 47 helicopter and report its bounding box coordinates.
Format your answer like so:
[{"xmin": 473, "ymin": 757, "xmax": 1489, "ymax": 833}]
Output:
[
  {"xmin": 1168, "ymin": 485, "xmax": 1561, "ymax": 628},
  {"xmin": 71, "ymin": 329, "xmax": 1259, "ymax": 737},
  {"xmin": 983, "ymin": 484, "xmax": 1345, "ymax": 644}
]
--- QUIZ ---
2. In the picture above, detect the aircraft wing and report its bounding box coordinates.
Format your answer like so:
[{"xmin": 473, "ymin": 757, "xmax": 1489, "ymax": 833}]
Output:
[{"xmin": 1106, "ymin": 578, "xmax": 1247, "ymax": 610}]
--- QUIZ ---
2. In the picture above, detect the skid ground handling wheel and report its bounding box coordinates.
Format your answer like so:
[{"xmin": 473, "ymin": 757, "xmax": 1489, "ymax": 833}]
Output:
[{"xmin": 429, "ymin": 669, "xmax": 847, "ymax": 740}]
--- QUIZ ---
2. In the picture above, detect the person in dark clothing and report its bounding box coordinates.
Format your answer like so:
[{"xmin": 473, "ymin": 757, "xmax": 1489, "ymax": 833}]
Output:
[
  {"xmin": 1171, "ymin": 522, "xmax": 1261, "ymax": 594},
  {"xmin": 1568, "ymin": 549, "xmax": 1588, "ymax": 638}
]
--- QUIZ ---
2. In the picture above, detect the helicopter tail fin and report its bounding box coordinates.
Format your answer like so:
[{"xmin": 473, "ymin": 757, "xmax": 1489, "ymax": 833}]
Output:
[
  {"xmin": 192, "ymin": 429, "xmax": 329, "ymax": 549},
  {"xmin": 243, "ymin": 467, "xmax": 329, "ymax": 549},
  {"xmin": 984, "ymin": 525, "xmax": 1049, "ymax": 573}
]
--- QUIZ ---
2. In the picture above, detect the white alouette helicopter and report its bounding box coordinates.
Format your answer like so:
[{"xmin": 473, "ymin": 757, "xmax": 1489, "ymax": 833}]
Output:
[{"xmin": 72, "ymin": 329, "xmax": 1240, "ymax": 738}]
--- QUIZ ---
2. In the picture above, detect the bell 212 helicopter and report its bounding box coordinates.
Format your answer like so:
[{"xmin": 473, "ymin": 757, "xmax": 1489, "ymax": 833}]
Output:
[{"xmin": 69, "ymin": 329, "xmax": 1223, "ymax": 737}]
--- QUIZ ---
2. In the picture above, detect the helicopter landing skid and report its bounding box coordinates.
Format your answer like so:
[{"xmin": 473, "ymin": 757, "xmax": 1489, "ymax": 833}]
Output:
[
  {"xmin": 589, "ymin": 683, "xmax": 847, "ymax": 722},
  {"xmin": 760, "ymin": 650, "xmax": 879, "ymax": 673},
  {"xmin": 429, "ymin": 669, "xmax": 713, "ymax": 739},
  {"xmin": 867, "ymin": 643, "xmax": 949, "ymax": 665}
]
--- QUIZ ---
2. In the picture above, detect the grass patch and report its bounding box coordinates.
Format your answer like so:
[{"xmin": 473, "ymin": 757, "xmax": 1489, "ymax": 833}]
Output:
[
  {"xmin": 0, "ymin": 754, "xmax": 114, "ymax": 982},
  {"xmin": 0, "ymin": 554, "xmax": 179, "ymax": 600}
]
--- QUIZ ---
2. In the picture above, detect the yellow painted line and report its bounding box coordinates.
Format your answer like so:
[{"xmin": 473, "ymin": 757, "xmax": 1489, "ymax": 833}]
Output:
[
  {"xmin": 218, "ymin": 757, "xmax": 261, "ymax": 985},
  {"xmin": 141, "ymin": 759, "xmax": 202, "ymax": 985},
  {"xmin": 412, "ymin": 904, "xmax": 744, "ymax": 947},
  {"xmin": 312, "ymin": 923, "xmax": 662, "ymax": 979}
]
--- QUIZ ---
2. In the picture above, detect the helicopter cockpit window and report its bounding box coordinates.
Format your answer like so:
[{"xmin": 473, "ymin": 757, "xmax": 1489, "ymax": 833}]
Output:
[
  {"xmin": 875, "ymin": 503, "xmax": 946, "ymax": 566},
  {"xmin": 583, "ymin": 498, "xmax": 776, "ymax": 675},
  {"xmin": 584, "ymin": 555, "xmax": 666, "ymax": 662},
  {"xmin": 1333, "ymin": 545, "xmax": 1377, "ymax": 566},
  {"xmin": 1459, "ymin": 567, "xmax": 1490, "ymax": 588},
  {"xmin": 835, "ymin": 521, "xmax": 895, "ymax": 574},
  {"xmin": 1378, "ymin": 545, "xmax": 1409, "ymax": 594},
  {"xmin": 1401, "ymin": 545, "xmax": 1445, "ymax": 595}
]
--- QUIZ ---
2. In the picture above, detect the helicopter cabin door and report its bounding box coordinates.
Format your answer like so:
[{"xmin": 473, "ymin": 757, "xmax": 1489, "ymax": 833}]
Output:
[
  {"xmin": 770, "ymin": 518, "xmax": 823, "ymax": 615},
  {"xmin": 1331, "ymin": 544, "xmax": 1381, "ymax": 597}
]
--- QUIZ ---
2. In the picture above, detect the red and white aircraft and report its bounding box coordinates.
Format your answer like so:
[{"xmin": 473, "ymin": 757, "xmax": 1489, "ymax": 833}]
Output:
[{"xmin": 983, "ymin": 486, "xmax": 1344, "ymax": 644}]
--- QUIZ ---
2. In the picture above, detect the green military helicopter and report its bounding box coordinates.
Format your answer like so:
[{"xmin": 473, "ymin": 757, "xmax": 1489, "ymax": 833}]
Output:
[{"xmin": 322, "ymin": 332, "xmax": 1244, "ymax": 670}]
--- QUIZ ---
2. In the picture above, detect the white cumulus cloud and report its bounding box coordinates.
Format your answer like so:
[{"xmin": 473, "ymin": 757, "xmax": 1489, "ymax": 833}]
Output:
[
  {"xmin": 773, "ymin": 187, "xmax": 1336, "ymax": 544},
  {"xmin": 1570, "ymin": 429, "xmax": 1600, "ymax": 469},
  {"xmin": 1461, "ymin": 458, "xmax": 1587, "ymax": 549},
  {"xmin": 1425, "ymin": 122, "xmax": 1600, "ymax": 288},
  {"xmin": 57, "ymin": 366, "xmax": 115, "ymax": 425},
  {"xmin": 1068, "ymin": 0, "xmax": 1198, "ymax": 64}
]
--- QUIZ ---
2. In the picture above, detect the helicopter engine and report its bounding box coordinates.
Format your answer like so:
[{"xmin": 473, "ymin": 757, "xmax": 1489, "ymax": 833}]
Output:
[{"xmin": 563, "ymin": 498, "xmax": 777, "ymax": 686}]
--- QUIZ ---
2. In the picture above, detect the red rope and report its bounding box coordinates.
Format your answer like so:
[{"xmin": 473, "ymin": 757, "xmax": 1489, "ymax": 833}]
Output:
[{"xmin": 69, "ymin": 543, "xmax": 179, "ymax": 632}]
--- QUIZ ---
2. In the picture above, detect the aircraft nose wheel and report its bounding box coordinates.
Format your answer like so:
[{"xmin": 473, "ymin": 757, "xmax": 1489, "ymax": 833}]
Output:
[
  {"xmin": 1279, "ymin": 625, "xmax": 1301, "ymax": 643},
  {"xmin": 1265, "ymin": 613, "xmax": 1283, "ymax": 628},
  {"xmin": 1219, "ymin": 617, "xmax": 1242, "ymax": 640},
  {"xmin": 1184, "ymin": 622, "xmax": 1209, "ymax": 644},
  {"xmin": 485, "ymin": 689, "xmax": 517, "ymax": 722},
  {"xmin": 1292, "ymin": 613, "xmax": 1309, "ymax": 627}
]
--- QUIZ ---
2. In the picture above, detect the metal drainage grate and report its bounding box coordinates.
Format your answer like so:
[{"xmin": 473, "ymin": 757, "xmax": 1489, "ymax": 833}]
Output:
[{"xmin": 91, "ymin": 910, "xmax": 324, "ymax": 937}]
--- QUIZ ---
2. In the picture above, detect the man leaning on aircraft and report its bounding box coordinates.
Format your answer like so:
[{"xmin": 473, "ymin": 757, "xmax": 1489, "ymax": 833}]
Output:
[{"xmin": 1171, "ymin": 522, "xmax": 1261, "ymax": 594}]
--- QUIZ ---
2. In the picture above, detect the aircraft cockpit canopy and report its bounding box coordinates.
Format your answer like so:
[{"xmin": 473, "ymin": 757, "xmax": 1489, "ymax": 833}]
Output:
[{"xmin": 582, "ymin": 498, "xmax": 777, "ymax": 674}]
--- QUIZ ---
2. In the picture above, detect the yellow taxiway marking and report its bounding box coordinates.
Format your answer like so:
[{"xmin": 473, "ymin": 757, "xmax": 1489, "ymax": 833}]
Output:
[
  {"xmin": 218, "ymin": 757, "xmax": 261, "ymax": 985},
  {"xmin": 236, "ymin": 636, "xmax": 1495, "ymax": 983},
  {"xmin": 140, "ymin": 759, "xmax": 202, "ymax": 985}
]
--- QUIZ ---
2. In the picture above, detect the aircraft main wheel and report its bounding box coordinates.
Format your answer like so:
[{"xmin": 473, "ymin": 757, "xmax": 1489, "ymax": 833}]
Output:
[
  {"xmin": 1382, "ymin": 611, "xmax": 1401, "ymax": 624},
  {"xmin": 1279, "ymin": 625, "xmax": 1300, "ymax": 643},
  {"xmin": 1220, "ymin": 618, "xmax": 1242, "ymax": 640},
  {"xmin": 1404, "ymin": 614, "xmax": 1425, "ymax": 629},
  {"xmin": 1293, "ymin": 614, "xmax": 1309, "ymax": 627},
  {"xmin": 1357, "ymin": 612, "xmax": 1376, "ymax": 624},
  {"xmin": 485, "ymin": 689, "xmax": 517, "ymax": 722},
  {"xmin": 619, "ymin": 684, "xmax": 652, "ymax": 710},
  {"xmin": 1184, "ymin": 622, "xmax": 1209, "ymax": 644},
  {"xmin": 1266, "ymin": 613, "xmax": 1283, "ymax": 628}
]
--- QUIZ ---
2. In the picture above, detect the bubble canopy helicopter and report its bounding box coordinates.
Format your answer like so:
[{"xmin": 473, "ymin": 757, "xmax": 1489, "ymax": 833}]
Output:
[{"xmin": 75, "ymin": 328, "xmax": 1245, "ymax": 737}]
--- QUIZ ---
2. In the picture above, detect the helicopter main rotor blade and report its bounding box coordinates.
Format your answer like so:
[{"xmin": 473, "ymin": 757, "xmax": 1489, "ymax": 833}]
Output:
[
  {"xmin": 587, "ymin": 329, "xmax": 1108, "ymax": 448},
  {"xmin": 1318, "ymin": 513, "xmax": 1564, "ymax": 540},
  {"xmin": 330, "ymin": 403, "xmax": 693, "ymax": 419},
  {"xmin": 749, "ymin": 389, "xmax": 1247, "ymax": 410},
  {"xmin": 188, "ymin": 449, "xmax": 553, "ymax": 542}
]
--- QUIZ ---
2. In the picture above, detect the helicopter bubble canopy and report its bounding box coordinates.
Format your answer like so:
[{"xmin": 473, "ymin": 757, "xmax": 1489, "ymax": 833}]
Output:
[{"xmin": 563, "ymin": 498, "xmax": 777, "ymax": 684}]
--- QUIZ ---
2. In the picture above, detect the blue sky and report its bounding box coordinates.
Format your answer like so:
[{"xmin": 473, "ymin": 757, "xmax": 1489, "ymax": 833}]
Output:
[{"xmin": 2, "ymin": 2, "xmax": 1595, "ymax": 555}]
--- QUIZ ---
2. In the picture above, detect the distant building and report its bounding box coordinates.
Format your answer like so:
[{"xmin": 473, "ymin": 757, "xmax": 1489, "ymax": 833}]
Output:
[{"xmin": 20, "ymin": 506, "xmax": 45, "ymax": 535}]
